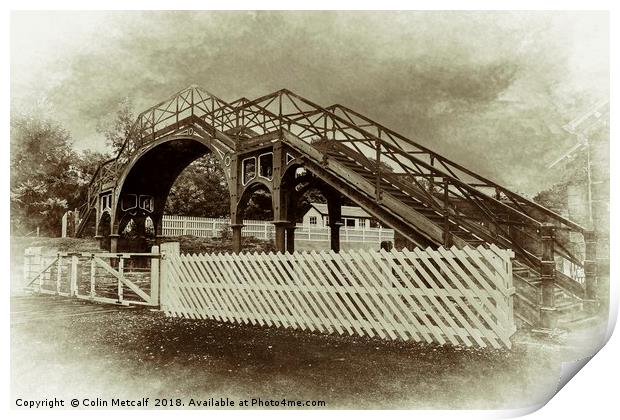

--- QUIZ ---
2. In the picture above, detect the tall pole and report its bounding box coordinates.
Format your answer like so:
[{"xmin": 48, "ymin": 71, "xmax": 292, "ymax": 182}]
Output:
[
  {"xmin": 539, "ymin": 224, "xmax": 557, "ymax": 331},
  {"xmin": 585, "ymin": 136, "xmax": 594, "ymax": 229}
]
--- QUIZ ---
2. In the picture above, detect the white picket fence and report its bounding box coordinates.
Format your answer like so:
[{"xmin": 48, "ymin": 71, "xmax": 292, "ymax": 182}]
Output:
[
  {"xmin": 24, "ymin": 242, "xmax": 516, "ymax": 349},
  {"xmin": 161, "ymin": 215, "xmax": 394, "ymax": 243},
  {"xmin": 160, "ymin": 244, "xmax": 516, "ymax": 348}
]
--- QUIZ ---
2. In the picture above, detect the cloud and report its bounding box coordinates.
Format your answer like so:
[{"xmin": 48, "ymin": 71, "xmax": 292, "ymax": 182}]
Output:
[{"xmin": 10, "ymin": 11, "xmax": 609, "ymax": 194}]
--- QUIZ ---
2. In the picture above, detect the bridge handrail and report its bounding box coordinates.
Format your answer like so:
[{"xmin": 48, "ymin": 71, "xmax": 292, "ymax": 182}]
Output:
[
  {"xmin": 283, "ymin": 89, "xmax": 585, "ymax": 234},
  {"xmin": 326, "ymin": 104, "xmax": 586, "ymax": 234},
  {"xmin": 231, "ymin": 90, "xmax": 550, "ymax": 227}
]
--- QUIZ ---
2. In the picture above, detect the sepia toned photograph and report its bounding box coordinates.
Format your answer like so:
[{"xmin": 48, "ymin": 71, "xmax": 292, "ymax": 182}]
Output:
[{"xmin": 9, "ymin": 7, "xmax": 611, "ymax": 413}]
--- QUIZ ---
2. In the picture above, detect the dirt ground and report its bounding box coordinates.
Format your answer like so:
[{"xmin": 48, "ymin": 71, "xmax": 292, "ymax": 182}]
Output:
[{"xmin": 11, "ymin": 294, "xmax": 599, "ymax": 410}]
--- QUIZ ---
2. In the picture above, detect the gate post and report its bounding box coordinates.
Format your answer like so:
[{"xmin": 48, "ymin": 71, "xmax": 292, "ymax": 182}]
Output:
[
  {"xmin": 327, "ymin": 193, "xmax": 343, "ymax": 253},
  {"xmin": 539, "ymin": 224, "xmax": 557, "ymax": 331},
  {"xmin": 117, "ymin": 257, "xmax": 124, "ymax": 304},
  {"xmin": 70, "ymin": 254, "xmax": 79, "ymax": 297},
  {"xmin": 329, "ymin": 222, "xmax": 343, "ymax": 253},
  {"xmin": 150, "ymin": 245, "xmax": 160, "ymax": 306},
  {"xmin": 159, "ymin": 242, "xmax": 180, "ymax": 312},
  {"xmin": 56, "ymin": 255, "xmax": 62, "ymax": 294},
  {"xmin": 90, "ymin": 255, "xmax": 96, "ymax": 299},
  {"xmin": 442, "ymin": 178, "xmax": 452, "ymax": 247}
]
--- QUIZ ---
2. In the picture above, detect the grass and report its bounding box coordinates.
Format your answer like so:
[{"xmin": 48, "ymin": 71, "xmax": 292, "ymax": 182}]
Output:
[
  {"xmin": 11, "ymin": 237, "xmax": 606, "ymax": 409},
  {"xmin": 11, "ymin": 296, "xmax": 568, "ymax": 410}
]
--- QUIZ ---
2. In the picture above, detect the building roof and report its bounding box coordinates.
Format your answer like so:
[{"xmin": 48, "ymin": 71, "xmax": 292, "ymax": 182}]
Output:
[{"xmin": 308, "ymin": 203, "xmax": 371, "ymax": 219}]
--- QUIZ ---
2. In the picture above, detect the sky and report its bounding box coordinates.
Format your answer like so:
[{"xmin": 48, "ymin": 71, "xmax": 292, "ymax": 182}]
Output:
[{"xmin": 10, "ymin": 11, "xmax": 609, "ymax": 195}]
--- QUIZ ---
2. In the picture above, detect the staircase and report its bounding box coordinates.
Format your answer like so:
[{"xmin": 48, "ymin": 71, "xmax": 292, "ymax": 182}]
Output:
[
  {"xmin": 282, "ymin": 132, "xmax": 592, "ymax": 328},
  {"xmin": 76, "ymin": 85, "xmax": 596, "ymax": 330}
]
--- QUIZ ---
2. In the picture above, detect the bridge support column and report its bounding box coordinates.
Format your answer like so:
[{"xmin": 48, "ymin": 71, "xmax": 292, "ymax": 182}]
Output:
[
  {"xmin": 286, "ymin": 225, "xmax": 296, "ymax": 253},
  {"xmin": 110, "ymin": 234, "xmax": 120, "ymax": 253},
  {"xmin": 273, "ymin": 221, "xmax": 288, "ymax": 253},
  {"xmin": 442, "ymin": 178, "xmax": 452, "ymax": 247},
  {"xmin": 329, "ymin": 222, "xmax": 343, "ymax": 252},
  {"xmin": 231, "ymin": 224, "xmax": 243, "ymax": 254},
  {"xmin": 327, "ymin": 192, "xmax": 343, "ymax": 253},
  {"xmin": 154, "ymin": 218, "xmax": 166, "ymax": 245},
  {"xmin": 539, "ymin": 224, "xmax": 557, "ymax": 331},
  {"xmin": 271, "ymin": 141, "xmax": 289, "ymax": 254}
]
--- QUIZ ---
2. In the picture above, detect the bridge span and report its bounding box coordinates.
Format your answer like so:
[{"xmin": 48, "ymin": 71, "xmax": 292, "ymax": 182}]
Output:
[{"xmin": 73, "ymin": 85, "xmax": 600, "ymax": 331}]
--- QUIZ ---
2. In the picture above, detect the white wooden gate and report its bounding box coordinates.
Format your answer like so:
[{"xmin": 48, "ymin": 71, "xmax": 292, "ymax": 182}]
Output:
[
  {"xmin": 159, "ymin": 244, "xmax": 516, "ymax": 348},
  {"xmin": 23, "ymin": 247, "xmax": 160, "ymax": 306}
]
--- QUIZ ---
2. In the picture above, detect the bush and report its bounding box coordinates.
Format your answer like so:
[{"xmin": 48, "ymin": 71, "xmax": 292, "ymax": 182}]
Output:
[{"xmin": 150, "ymin": 235, "xmax": 276, "ymax": 255}]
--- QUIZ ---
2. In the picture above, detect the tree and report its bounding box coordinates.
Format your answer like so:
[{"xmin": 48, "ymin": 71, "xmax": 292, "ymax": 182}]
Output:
[
  {"xmin": 10, "ymin": 114, "xmax": 81, "ymax": 236},
  {"xmin": 241, "ymin": 189, "xmax": 273, "ymax": 220},
  {"xmin": 96, "ymin": 97, "xmax": 135, "ymax": 155},
  {"xmin": 533, "ymin": 153, "xmax": 588, "ymax": 215},
  {"xmin": 72, "ymin": 149, "xmax": 114, "ymax": 208},
  {"xmin": 164, "ymin": 153, "xmax": 231, "ymax": 217}
]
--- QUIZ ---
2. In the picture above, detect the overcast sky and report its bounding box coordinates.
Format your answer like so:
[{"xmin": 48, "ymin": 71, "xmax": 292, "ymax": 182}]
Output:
[{"xmin": 10, "ymin": 11, "xmax": 608, "ymax": 194}]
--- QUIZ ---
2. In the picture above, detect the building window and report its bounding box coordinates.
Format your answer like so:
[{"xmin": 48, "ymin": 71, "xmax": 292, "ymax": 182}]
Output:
[
  {"xmin": 309, "ymin": 216, "xmax": 317, "ymax": 225},
  {"xmin": 345, "ymin": 218, "xmax": 355, "ymax": 228}
]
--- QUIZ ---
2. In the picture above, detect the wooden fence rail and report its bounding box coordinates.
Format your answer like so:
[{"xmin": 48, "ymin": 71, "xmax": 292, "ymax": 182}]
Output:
[{"xmin": 160, "ymin": 244, "xmax": 515, "ymax": 348}]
